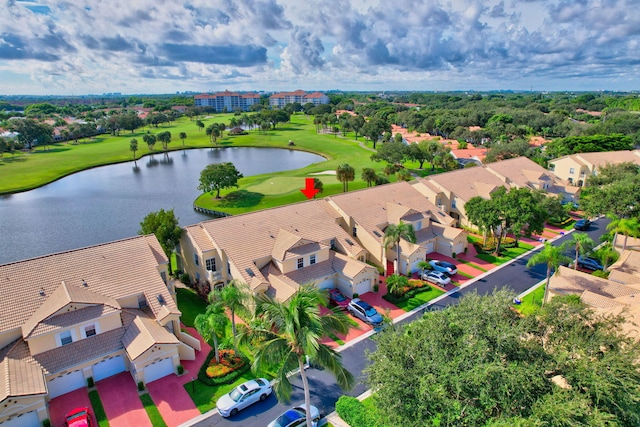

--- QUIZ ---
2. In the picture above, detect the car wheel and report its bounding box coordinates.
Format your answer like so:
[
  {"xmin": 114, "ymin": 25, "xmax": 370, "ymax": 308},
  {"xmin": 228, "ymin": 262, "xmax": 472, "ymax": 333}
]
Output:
[
  {"xmin": 260, "ymin": 393, "xmax": 268, "ymax": 401},
  {"xmin": 230, "ymin": 408, "xmax": 238, "ymax": 417}
]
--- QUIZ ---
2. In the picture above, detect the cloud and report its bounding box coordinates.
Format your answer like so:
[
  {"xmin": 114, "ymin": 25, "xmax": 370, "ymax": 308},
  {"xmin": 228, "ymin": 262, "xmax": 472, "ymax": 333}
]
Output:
[{"xmin": 159, "ymin": 44, "xmax": 267, "ymax": 66}]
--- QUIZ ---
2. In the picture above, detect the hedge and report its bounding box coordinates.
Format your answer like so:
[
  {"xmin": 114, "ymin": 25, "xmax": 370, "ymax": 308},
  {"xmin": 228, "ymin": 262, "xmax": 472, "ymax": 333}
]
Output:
[
  {"xmin": 382, "ymin": 279, "xmax": 432, "ymax": 304},
  {"xmin": 197, "ymin": 349, "xmax": 251, "ymax": 386},
  {"xmin": 335, "ymin": 396, "xmax": 379, "ymax": 427}
]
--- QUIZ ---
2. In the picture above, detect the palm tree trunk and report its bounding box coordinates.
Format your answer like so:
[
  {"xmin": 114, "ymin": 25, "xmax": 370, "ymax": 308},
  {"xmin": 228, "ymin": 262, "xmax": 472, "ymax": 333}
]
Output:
[
  {"xmin": 542, "ymin": 264, "xmax": 552, "ymax": 307},
  {"xmin": 213, "ymin": 333, "xmax": 220, "ymax": 363},
  {"xmin": 231, "ymin": 307, "xmax": 237, "ymax": 352},
  {"xmin": 298, "ymin": 356, "xmax": 313, "ymax": 427},
  {"xmin": 396, "ymin": 242, "xmax": 401, "ymax": 275}
]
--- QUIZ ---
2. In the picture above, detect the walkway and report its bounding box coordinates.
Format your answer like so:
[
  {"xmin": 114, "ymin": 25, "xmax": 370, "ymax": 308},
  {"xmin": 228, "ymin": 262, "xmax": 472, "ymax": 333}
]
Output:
[{"xmin": 97, "ymin": 372, "xmax": 152, "ymax": 427}]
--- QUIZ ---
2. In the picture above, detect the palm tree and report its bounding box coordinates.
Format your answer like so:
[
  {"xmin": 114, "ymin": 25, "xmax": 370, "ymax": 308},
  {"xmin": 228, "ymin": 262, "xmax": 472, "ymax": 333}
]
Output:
[
  {"xmin": 361, "ymin": 168, "xmax": 377, "ymax": 187},
  {"xmin": 526, "ymin": 242, "xmax": 570, "ymax": 306},
  {"xmin": 336, "ymin": 164, "xmax": 355, "ymax": 192},
  {"xmin": 240, "ymin": 285, "xmax": 355, "ymax": 427},
  {"xmin": 194, "ymin": 299, "xmax": 229, "ymax": 364},
  {"xmin": 417, "ymin": 260, "xmax": 431, "ymax": 278},
  {"xmin": 179, "ymin": 132, "xmax": 187, "ymax": 146},
  {"xmin": 383, "ymin": 221, "xmax": 417, "ymax": 275},
  {"xmin": 313, "ymin": 178, "xmax": 323, "ymax": 199},
  {"xmin": 129, "ymin": 138, "xmax": 138, "ymax": 161},
  {"xmin": 567, "ymin": 232, "xmax": 594, "ymax": 270},
  {"xmin": 384, "ymin": 163, "xmax": 399, "ymax": 178},
  {"xmin": 607, "ymin": 215, "xmax": 640, "ymax": 251},
  {"xmin": 142, "ymin": 134, "xmax": 156, "ymax": 152},
  {"xmin": 209, "ymin": 280, "xmax": 249, "ymax": 352},
  {"xmin": 593, "ymin": 242, "xmax": 619, "ymax": 270},
  {"xmin": 385, "ymin": 273, "xmax": 408, "ymax": 298}
]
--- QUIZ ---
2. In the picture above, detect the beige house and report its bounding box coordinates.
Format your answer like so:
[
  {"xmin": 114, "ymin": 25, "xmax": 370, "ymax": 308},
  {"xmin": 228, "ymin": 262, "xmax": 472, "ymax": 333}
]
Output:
[
  {"xmin": 413, "ymin": 156, "xmax": 579, "ymax": 227},
  {"xmin": 178, "ymin": 182, "xmax": 466, "ymax": 297},
  {"xmin": 0, "ymin": 236, "xmax": 198, "ymax": 426},
  {"xmin": 548, "ymin": 150, "xmax": 640, "ymax": 187}
]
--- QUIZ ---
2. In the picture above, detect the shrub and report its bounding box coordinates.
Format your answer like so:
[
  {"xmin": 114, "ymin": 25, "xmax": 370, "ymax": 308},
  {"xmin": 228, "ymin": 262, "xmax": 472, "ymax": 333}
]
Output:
[
  {"xmin": 179, "ymin": 273, "xmax": 191, "ymax": 286},
  {"xmin": 373, "ymin": 283, "xmax": 379, "ymax": 293},
  {"xmin": 592, "ymin": 270, "xmax": 610, "ymax": 279},
  {"xmin": 367, "ymin": 261, "xmax": 385, "ymax": 275},
  {"xmin": 177, "ymin": 364, "xmax": 184, "ymax": 375},
  {"xmin": 336, "ymin": 396, "xmax": 378, "ymax": 427},
  {"xmin": 87, "ymin": 377, "xmax": 94, "ymax": 388},
  {"xmin": 198, "ymin": 349, "xmax": 251, "ymax": 386},
  {"xmin": 138, "ymin": 381, "xmax": 145, "ymax": 391},
  {"xmin": 42, "ymin": 420, "xmax": 51, "ymax": 427},
  {"xmin": 352, "ymin": 293, "xmax": 359, "ymax": 299}
]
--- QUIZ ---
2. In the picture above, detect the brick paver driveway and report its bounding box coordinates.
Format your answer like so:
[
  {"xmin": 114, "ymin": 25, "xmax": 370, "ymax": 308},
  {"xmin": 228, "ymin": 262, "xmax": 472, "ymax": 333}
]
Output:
[
  {"xmin": 147, "ymin": 374, "xmax": 201, "ymax": 427},
  {"xmin": 48, "ymin": 388, "xmax": 97, "ymax": 427},
  {"xmin": 96, "ymin": 372, "xmax": 152, "ymax": 427}
]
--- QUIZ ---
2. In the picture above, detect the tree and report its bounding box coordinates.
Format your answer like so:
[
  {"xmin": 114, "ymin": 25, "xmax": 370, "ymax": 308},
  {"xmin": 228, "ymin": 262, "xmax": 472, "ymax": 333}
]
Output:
[
  {"xmin": 313, "ymin": 177, "xmax": 323, "ymax": 199},
  {"xmin": 567, "ymin": 232, "xmax": 594, "ymax": 270},
  {"xmin": 417, "ymin": 260, "xmax": 431, "ymax": 278},
  {"xmin": 349, "ymin": 115, "xmax": 365, "ymax": 140},
  {"xmin": 194, "ymin": 299, "xmax": 228, "ymax": 364},
  {"xmin": 383, "ymin": 221, "xmax": 416, "ymax": 275},
  {"xmin": 336, "ymin": 163, "xmax": 355, "ymax": 192},
  {"xmin": 526, "ymin": 242, "xmax": 570, "ymax": 306},
  {"xmin": 129, "ymin": 138, "xmax": 138, "ymax": 161},
  {"xmin": 138, "ymin": 209, "xmax": 182, "ymax": 274},
  {"xmin": 8, "ymin": 118, "xmax": 53, "ymax": 149},
  {"xmin": 239, "ymin": 285, "xmax": 355, "ymax": 427},
  {"xmin": 370, "ymin": 140, "xmax": 407, "ymax": 165},
  {"xmin": 205, "ymin": 123, "xmax": 220, "ymax": 144},
  {"xmin": 157, "ymin": 130, "xmax": 172, "ymax": 151},
  {"xmin": 385, "ymin": 274, "xmax": 409, "ymax": 298},
  {"xmin": 208, "ymin": 280, "xmax": 249, "ymax": 352},
  {"xmin": 361, "ymin": 168, "xmax": 377, "ymax": 187},
  {"xmin": 179, "ymin": 132, "xmax": 187, "ymax": 146},
  {"xmin": 143, "ymin": 134, "xmax": 156, "ymax": 151},
  {"xmin": 198, "ymin": 162, "xmax": 244, "ymax": 199},
  {"xmin": 607, "ymin": 215, "xmax": 640, "ymax": 251},
  {"xmin": 195, "ymin": 120, "xmax": 204, "ymax": 132}
]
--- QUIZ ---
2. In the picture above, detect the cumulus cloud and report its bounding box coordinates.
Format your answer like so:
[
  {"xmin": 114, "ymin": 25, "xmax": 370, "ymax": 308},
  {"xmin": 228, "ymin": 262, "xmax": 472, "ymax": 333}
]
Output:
[{"xmin": 0, "ymin": 0, "xmax": 638, "ymax": 94}]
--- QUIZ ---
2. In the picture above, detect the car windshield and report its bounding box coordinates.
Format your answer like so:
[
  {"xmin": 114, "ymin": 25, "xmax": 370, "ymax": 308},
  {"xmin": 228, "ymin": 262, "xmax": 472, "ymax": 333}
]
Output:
[
  {"xmin": 273, "ymin": 409, "xmax": 303, "ymax": 427},
  {"xmin": 333, "ymin": 292, "xmax": 346, "ymax": 302},
  {"xmin": 440, "ymin": 262, "xmax": 454, "ymax": 268},
  {"xmin": 365, "ymin": 307, "xmax": 378, "ymax": 316},
  {"xmin": 255, "ymin": 379, "xmax": 266, "ymax": 386},
  {"xmin": 229, "ymin": 387, "xmax": 244, "ymax": 402},
  {"xmin": 67, "ymin": 410, "xmax": 88, "ymax": 421}
]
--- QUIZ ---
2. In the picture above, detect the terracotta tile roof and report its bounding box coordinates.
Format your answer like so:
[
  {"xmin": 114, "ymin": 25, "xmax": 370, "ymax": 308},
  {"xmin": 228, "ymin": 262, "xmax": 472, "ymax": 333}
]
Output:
[
  {"xmin": 122, "ymin": 311, "xmax": 179, "ymax": 361},
  {"xmin": 450, "ymin": 147, "xmax": 487, "ymax": 161},
  {"xmin": 0, "ymin": 235, "xmax": 175, "ymax": 334},
  {"xmin": 0, "ymin": 347, "xmax": 47, "ymax": 400},
  {"xmin": 579, "ymin": 290, "xmax": 624, "ymax": 309},
  {"xmin": 418, "ymin": 166, "xmax": 507, "ymax": 203},
  {"xmin": 485, "ymin": 157, "xmax": 556, "ymax": 189},
  {"xmin": 573, "ymin": 151, "xmax": 640, "ymax": 168},
  {"xmin": 550, "ymin": 267, "xmax": 640, "ymax": 299},
  {"xmin": 609, "ymin": 250, "xmax": 640, "ymax": 276},
  {"xmin": 27, "ymin": 305, "xmax": 120, "ymax": 340},
  {"xmin": 608, "ymin": 270, "xmax": 640, "ymax": 285}
]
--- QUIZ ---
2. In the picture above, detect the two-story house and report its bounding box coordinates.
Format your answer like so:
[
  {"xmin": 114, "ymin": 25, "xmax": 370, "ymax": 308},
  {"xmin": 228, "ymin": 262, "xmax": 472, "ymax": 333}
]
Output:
[
  {"xmin": 0, "ymin": 236, "xmax": 199, "ymax": 426},
  {"xmin": 548, "ymin": 150, "xmax": 640, "ymax": 187}
]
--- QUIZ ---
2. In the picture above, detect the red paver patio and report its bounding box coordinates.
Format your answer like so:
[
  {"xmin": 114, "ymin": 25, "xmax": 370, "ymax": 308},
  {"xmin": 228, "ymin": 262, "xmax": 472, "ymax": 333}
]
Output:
[
  {"xmin": 96, "ymin": 372, "xmax": 152, "ymax": 427},
  {"xmin": 147, "ymin": 374, "xmax": 201, "ymax": 427},
  {"xmin": 179, "ymin": 326, "xmax": 212, "ymax": 384},
  {"xmin": 48, "ymin": 388, "xmax": 97, "ymax": 427},
  {"xmin": 360, "ymin": 280, "xmax": 409, "ymax": 319},
  {"xmin": 319, "ymin": 305, "xmax": 371, "ymax": 348}
]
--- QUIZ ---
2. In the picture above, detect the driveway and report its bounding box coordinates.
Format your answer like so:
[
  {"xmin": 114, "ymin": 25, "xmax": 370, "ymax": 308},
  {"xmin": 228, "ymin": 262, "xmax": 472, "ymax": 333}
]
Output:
[
  {"xmin": 48, "ymin": 388, "xmax": 97, "ymax": 427},
  {"xmin": 96, "ymin": 372, "xmax": 152, "ymax": 427},
  {"xmin": 147, "ymin": 374, "xmax": 201, "ymax": 427}
]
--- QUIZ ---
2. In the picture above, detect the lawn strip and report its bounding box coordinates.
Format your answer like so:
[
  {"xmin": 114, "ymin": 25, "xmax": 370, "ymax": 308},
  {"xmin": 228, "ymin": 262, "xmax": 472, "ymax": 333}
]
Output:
[
  {"xmin": 457, "ymin": 259, "xmax": 489, "ymax": 272},
  {"xmin": 176, "ymin": 288, "xmax": 207, "ymax": 327},
  {"xmin": 88, "ymin": 389, "xmax": 110, "ymax": 427},
  {"xmin": 395, "ymin": 285, "xmax": 445, "ymax": 312},
  {"xmin": 516, "ymin": 285, "xmax": 545, "ymax": 316},
  {"xmin": 140, "ymin": 393, "xmax": 167, "ymax": 427}
]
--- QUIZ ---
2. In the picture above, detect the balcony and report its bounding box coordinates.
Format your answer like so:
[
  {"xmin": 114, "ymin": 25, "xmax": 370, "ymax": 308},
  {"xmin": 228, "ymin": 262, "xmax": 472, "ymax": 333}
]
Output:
[{"xmin": 206, "ymin": 269, "xmax": 222, "ymax": 282}]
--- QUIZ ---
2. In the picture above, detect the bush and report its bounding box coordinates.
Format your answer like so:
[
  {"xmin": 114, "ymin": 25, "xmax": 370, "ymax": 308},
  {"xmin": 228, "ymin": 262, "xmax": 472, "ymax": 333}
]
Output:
[
  {"xmin": 198, "ymin": 349, "xmax": 251, "ymax": 386},
  {"xmin": 352, "ymin": 293, "xmax": 359, "ymax": 299},
  {"xmin": 383, "ymin": 280, "xmax": 434, "ymax": 304},
  {"xmin": 87, "ymin": 377, "xmax": 94, "ymax": 388},
  {"xmin": 138, "ymin": 381, "xmax": 145, "ymax": 391},
  {"xmin": 335, "ymin": 396, "xmax": 378, "ymax": 427},
  {"xmin": 179, "ymin": 273, "xmax": 191, "ymax": 286},
  {"xmin": 592, "ymin": 270, "xmax": 610, "ymax": 279},
  {"xmin": 367, "ymin": 261, "xmax": 385, "ymax": 275},
  {"xmin": 373, "ymin": 283, "xmax": 379, "ymax": 293},
  {"xmin": 177, "ymin": 364, "xmax": 184, "ymax": 375},
  {"xmin": 42, "ymin": 420, "xmax": 51, "ymax": 427}
]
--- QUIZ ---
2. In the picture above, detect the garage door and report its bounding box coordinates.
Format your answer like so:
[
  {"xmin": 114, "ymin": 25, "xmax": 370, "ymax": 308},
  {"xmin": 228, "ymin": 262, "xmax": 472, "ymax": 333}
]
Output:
[
  {"xmin": 144, "ymin": 358, "xmax": 174, "ymax": 384},
  {"xmin": 47, "ymin": 370, "xmax": 85, "ymax": 399},
  {"xmin": 315, "ymin": 277, "xmax": 335, "ymax": 289},
  {"xmin": 355, "ymin": 279, "xmax": 371, "ymax": 296},
  {"xmin": 424, "ymin": 241, "xmax": 434, "ymax": 254},
  {"xmin": 93, "ymin": 355, "xmax": 126, "ymax": 382},
  {"xmin": 0, "ymin": 410, "xmax": 39, "ymax": 427}
]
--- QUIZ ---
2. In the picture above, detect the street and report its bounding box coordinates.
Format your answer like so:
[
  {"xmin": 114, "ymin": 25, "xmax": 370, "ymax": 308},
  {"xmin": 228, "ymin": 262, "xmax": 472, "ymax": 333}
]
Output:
[{"xmin": 188, "ymin": 218, "xmax": 609, "ymax": 427}]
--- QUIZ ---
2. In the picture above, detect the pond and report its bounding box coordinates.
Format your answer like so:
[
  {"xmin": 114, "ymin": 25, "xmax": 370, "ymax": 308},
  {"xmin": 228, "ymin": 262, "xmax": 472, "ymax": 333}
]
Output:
[{"xmin": 0, "ymin": 147, "xmax": 325, "ymax": 264}]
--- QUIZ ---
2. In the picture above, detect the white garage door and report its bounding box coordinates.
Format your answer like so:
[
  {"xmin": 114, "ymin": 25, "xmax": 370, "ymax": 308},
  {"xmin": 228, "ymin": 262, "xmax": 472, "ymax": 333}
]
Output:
[
  {"xmin": 453, "ymin": 242, "xmax": 465, "ymax": 256},
  {"xmin": 315, "ymin": 277, "xmax": 335, "ymax": 289},
  {"xmin": 93, "ymin": 355, "xmax": 126, "ymax": 382},
  {"xmin": 0, "ymin": 410, "xmax": 39, "ymax": 427},
  {"xmin": 355, "ymin": 279, "xmax": 371, "ymax": 296},
  {"xmin": 144, "ymin": 358, "xmax": 174, "ymax": 384},
  {"xmin": 424, "ymin": 241, "xmax": 435, "ymax": 254},
  {"xmin": 48, "ymin": 370, "xmax": 85, "ymax": 399}
]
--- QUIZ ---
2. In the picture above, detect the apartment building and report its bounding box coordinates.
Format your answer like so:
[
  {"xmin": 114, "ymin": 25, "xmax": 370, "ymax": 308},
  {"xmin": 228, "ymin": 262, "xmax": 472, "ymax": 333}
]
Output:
[
  {"xmin": 548, "ymin": 150, "xmax": 640, "ymax": 187},
  {"xmin": 194, "ymin": 90, "xmax": 260, "ymax": 112}
]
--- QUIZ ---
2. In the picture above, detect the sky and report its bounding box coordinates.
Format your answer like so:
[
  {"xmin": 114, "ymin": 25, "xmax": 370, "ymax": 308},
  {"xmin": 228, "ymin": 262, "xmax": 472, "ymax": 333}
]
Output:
[{"xmin": 1, "ymin": 0, "xmax": 639, "ymax": 95}]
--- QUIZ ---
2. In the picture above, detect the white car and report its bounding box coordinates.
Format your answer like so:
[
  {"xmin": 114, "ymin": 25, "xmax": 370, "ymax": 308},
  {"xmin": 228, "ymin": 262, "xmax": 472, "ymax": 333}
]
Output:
[
  {"xmin": 429, "ymin": 259, "xmax": 458, "ymax": 276},
  {"xmin": 422, "ymin": 270, "xmax": 451, "ymax": 286},
  {"xmin": 216, "ymin": 378, "xmax": 272, "ymax": 417},
  {"xmin": 267, "ymin": 405, "xmax": 321, "ymax": 427}
]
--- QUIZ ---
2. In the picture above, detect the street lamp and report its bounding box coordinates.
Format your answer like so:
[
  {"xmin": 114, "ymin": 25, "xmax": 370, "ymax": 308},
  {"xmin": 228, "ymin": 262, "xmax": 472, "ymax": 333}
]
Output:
[{"xmin": 192, "ymin": 376, "xmax": 195, "ymax": 393}]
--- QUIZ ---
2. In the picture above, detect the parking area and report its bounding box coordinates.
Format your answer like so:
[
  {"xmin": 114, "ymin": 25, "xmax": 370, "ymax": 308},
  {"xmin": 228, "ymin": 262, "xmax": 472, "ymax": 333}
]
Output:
[
  {"xmin": 48, "ymin": 388, "xmax": 97, "ymax": 427},
  {"xmin": 96, "ymin": 372, "xmax": 152, "ymax": 427}
]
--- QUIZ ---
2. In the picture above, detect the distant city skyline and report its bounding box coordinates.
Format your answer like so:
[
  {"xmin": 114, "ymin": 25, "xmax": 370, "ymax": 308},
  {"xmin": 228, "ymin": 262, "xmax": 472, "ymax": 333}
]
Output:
[{"xmin": 1, "ymin": 0, "xmax": 639, "ymax": 96}]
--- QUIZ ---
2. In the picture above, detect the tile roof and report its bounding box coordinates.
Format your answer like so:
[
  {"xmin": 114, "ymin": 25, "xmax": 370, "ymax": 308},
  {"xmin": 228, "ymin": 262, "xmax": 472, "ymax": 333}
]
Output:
[
  {"xmin": 0, "ymin": 349, "xmax": 47, "ymax": 401},
  {"xmin": 0, "ymin": 235, "xmax": 175, "ymax": 334},
  {"xmin": 609, "ymin": 249, "xmax": 640, "ymax": 275},
  {"xmin": 574, "ymin": 150, "xmax": 640, "ymax": 169},
  {"xmin": 27, "ymin": 305, "xmax": 120, "ymax": 339},
  {"xmin": 418, "ymin": 166, "xmax": 507, "ymax": 203},
  {"xmin": 550, "ymin": 267, "xmax": 640, "ymax": 299},
  {"xmin": 122, "ymin": 311, "xmax": 179, "ymax": 361},
  {"xmin": 485, "ymin": 156, "xmax": 556, "ymax": 189}
]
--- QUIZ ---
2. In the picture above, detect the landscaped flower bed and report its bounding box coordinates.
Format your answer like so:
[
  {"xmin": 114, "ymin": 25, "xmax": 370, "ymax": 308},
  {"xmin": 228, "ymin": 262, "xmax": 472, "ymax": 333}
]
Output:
[
  {"xmin": 198, "ymin": 349, "xmax": 250, "ymax": 386},
  {"xmin": 383, "ymin": 279, "xmax": 433, "ymax": 304}
]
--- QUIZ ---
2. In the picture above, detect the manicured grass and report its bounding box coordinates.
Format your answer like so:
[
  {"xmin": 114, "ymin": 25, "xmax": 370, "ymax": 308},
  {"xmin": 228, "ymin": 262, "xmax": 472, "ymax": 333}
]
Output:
[
  {"xmin": 457, "ymin": 271, "xmax": 474, "ymax": 279},
  {"xmin": 475, "ymin": 243, "xmax": 535, "ymax": 266},
  {"xmin": 88, "ymin": 389, "xmax": 109, "ymax": 427},
  {"xmin": 140, "ymin": 393, "xmax": 167, "ymax": 427},
  {"xmin": 516, "ymin": 285, "xmax": 545, "ymax": 316},
  {"xmin": 184, "ymin": 371, "xmax": 258, "ymax": 413},
  {"xmin": 394, "ymin": 284, "xmax": 445, "ymax": 311},
  {"xmin": 176, "ymin": 287, "xmax": 207, "ymax": 327},
  {"xmin": 458, "ymin": 259, "xmax": 489, "ymax": 273}
]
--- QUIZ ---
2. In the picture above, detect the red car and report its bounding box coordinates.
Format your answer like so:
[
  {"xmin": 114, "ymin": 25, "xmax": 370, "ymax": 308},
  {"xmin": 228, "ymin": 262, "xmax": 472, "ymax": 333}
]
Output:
[
  {"xmin": 328, "ymin": 288, "xmax": 351, "ymax": 310},
  {"xmin": 66, "ymin": 407, "xmax": 91, "ymax": 427}
]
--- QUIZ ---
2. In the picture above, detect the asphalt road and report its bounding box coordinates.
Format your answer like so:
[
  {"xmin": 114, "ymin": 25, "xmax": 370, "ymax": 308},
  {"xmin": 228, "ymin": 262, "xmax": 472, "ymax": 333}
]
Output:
[{"xmin": 189, "ymin": 218, "xmax": 609, "ymax": 427}]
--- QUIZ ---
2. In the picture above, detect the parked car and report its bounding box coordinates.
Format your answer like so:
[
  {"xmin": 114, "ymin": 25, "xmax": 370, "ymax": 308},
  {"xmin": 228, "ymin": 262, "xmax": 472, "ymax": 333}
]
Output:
[
  {"xmin": 267, "ymin": 405, "xmax": 321, "ymax": 427},
  {"xmin": 216, "ymin": 378, "xmax": 273, "ymax": 417},
  {"xmin": 66, "ymin": 407, "xmax": 91, "ymax": 427},
  {"xmin": 422, "ymin": 270, "xmax": 451, "ymax": 286},
  {"xmin": 347, "ymin": 298, "xmax": 383, "ymax": 326},
  {"xmin": 328, "ymin": 288, "xmax": 351, "ymax": 310},
  {"xmin": 576, "ymin": 256, "xmax": 604, "ymax": 271},
  {"xmin": 574, "ymin": 218, "xmax": 591, "ymax": 231},
  {"xmin": 429, "ymin": 260, "xmax": 458, "ymax": 276}
]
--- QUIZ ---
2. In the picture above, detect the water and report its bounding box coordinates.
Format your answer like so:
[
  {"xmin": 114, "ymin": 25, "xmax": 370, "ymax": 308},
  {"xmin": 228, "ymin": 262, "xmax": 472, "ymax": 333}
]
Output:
[{"xmin": 0, "ymin": 147, "xmax": 324, "ymax": 264}]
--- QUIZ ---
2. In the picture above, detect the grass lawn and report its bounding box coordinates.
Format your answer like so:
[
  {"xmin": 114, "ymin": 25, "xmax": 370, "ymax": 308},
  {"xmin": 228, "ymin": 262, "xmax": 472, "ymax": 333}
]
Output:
[
  {"xmin": 458, "ymin": 259, "xmax": 489, "ymax": 273},
  {"xmin": 140, "ymin": 393, "xmax": 167, "ymax": 427},
  {"xmin": 516, "ymin": 285, "xmax": 545, "ymax": 316},
  {"xmin": 88, "ymin": 389, "xmax": 109, "ymax": 427},
  {"xmin": 475, "ymin": 243, "xmax": 535, "ymax": 266},
  {"xmin": 394, "ymin": 284, "xmax": 445, "ymax": 311},
  {"xmin": 176, "ymin": 287, "xmax": 207, "ymax": 327}
]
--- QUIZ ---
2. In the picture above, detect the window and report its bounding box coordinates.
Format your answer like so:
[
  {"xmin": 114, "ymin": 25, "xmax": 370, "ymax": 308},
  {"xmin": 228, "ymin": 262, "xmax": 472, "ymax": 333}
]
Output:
[
  {"xmin": 84, "ymin": 324, "xmax": 96, "ymax": 338},
  {"xmin": 330, "ymin": 239, "xmax": 336, "ymax": 250},
  {"xmin": 297, "ymin": 258, "xmax": 304, "ymax": 269},
  {"xmin": 415, "ymin": 220, "xmax": 422, "ymax": 231},
  {"xmin": 194, "ymin": 254, "xmax": 199, "ymax": 266},
  {"xmin": 548, "ymin": 164, "xmax": 555, "ymax": 171},
  {"xmin": 160, "ymin": 271, "xmax": 167, "ymax": 284},
  {"xmin": 569, "ymin": 168, "xmax": 575, "ymax": 174},
  {"xmin": 60, "ymin": 330, "xmax": 72, "ymax": 346},
  {"xmin": 206, "ymin": 257, "xmax": 217, "ymax": 271},
  {"xmin": 451, "ymin": 198, "xmax": 457, "ymax": 208},
  {"xmin": 352, "ymin": 227, "xmax": 357, "ymax": 237},
  {"xmin": 310, "ymin": 254, "xmax": 316, "ymax": 265}
]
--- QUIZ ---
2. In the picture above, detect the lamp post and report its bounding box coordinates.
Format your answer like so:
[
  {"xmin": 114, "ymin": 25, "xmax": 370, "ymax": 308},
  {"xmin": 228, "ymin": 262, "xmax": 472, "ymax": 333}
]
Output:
[{"xmin": 192, "ymin": 377, "xmax": 195, "ymax": 393}]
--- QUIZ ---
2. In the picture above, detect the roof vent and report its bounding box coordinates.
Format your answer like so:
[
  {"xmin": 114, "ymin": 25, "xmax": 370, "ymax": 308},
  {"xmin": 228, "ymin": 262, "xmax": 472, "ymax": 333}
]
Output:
[
  {"xmin": 157, "ymin": 294, "xmax": 165, "ymax": 305},
  {"xmin": 346, "ymin": 239, "xmax": 354, "ymax": 246},
  {"xmin": 82, "ymin": 279, "xmax": 88, "ymax": 287},
  {"xmin": 39, "ymin": 288, "xmax": 45, "ymax": 296},
  {"xmin": 245, "ymin": 268, "xmax": 256, "ymax": 277},
  {"xmin": 373, "ymin": 230, "xmax": 382, "ymax": 237}
]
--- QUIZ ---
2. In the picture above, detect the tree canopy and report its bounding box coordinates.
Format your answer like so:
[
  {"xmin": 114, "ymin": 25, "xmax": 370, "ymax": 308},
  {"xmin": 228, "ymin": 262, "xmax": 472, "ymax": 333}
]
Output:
[
  {"xmin": 138, "ymin": 208, "xmax": 182, "ymax": 274},
  {"xmin": 367, "ymin": 291, "xmax": 640, "ymax": 427},
  {"xmin": 198, "ymin": 162, "xmax": 243, "ymax": 199}
]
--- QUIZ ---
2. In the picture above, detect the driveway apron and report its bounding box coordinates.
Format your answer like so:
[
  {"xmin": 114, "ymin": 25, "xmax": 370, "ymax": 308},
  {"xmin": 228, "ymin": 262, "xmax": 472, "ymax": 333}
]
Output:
[
  {"xmin": 96, "ymin": 372, "xmax": 152, "ymax": 427},
  {"xmin": 147, "ymin": 374, "xmax": 201, "ymax": 427},
  {"xmin": 48, "ymin": 388, "xmax": 97, "ymax": 427}
]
